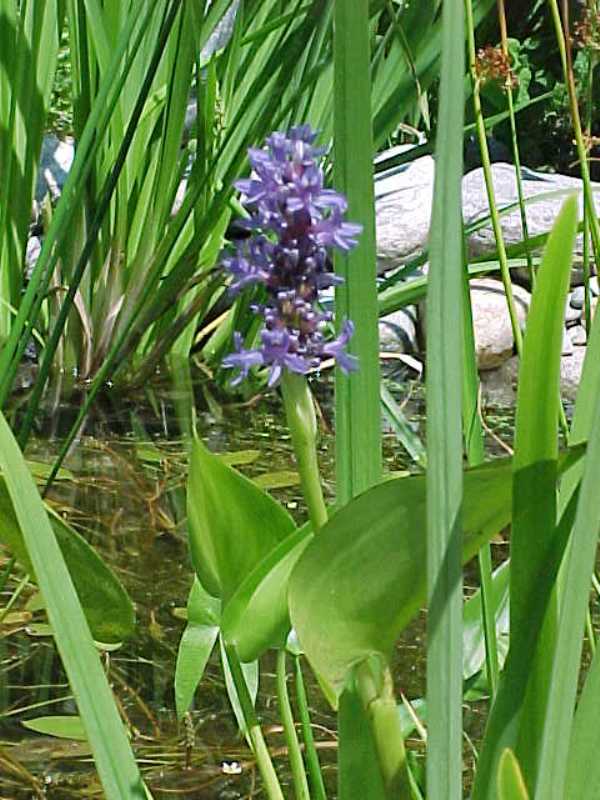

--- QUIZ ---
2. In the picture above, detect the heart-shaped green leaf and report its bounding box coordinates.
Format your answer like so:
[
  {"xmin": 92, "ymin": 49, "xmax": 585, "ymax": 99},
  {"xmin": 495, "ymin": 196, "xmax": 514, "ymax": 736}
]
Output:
[
  {"xmin": 221, "ymin": 524, "xmax": 312, "ymax": 662},
  {"xmin": 187, "ymin": 438, "xmax": 295, "ymax": 601},
  {"xmin": 289, "ymin": 458, "xmax": 514, "ymax": 693}
]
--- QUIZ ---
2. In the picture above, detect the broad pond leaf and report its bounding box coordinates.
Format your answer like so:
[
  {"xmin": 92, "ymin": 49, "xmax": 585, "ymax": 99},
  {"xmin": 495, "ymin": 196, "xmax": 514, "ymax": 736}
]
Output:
[
  {"xmin": 0, "ymin": 481, "xmax": 134, "ymax": 644},
  {"xmin": 22, "ymin": 716, "xmax": 87, "ymax": 741},
  {"xmin": 289, "ymin": 457, "xmax": 514, "ymax": 694},
  {"xmin": 187, "ymin": 438, "xmax": 295, "ymax": 601},
  {"xmin": 221, "ymin": 524, "xmax": 311, "ymax": 662}
]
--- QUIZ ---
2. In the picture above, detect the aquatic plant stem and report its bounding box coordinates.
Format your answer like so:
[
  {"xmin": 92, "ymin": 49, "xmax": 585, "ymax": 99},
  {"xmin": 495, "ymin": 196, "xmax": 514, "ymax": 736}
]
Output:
[
  {"xmin": 549, "ymin": 0, "xmax": 600, "ymax": 262},
  {"xmin": 582, "ymin": 33, "xmax": 596, "ymax": 332},
  {"xmin": 281, "ymin": 373, "xmax": 328, "ymax": 532},
  {"xmin": 223, "ymin": 644, "xmax": 284, "ymax": 800},
  {"xmin": 465, "ymin": 0, "xmax": 523, "ymax": 355},
  {"xmin": 462, "ymin": 250, "xmax": 500, "ymax": 696},
  {"xmin": 355, "ymin": 659, "xmax": 411, "ymax": 798},
  {"xmin": 294, "ymin": 655, "xmax": 328, "ymax": 800},
  {"xmin": 276, "ymin": 650, "xmax": 310, "ymax": 800},
  {"xmin": 496, "ymin": 0, "xmax": 535, "ymax": 286}
]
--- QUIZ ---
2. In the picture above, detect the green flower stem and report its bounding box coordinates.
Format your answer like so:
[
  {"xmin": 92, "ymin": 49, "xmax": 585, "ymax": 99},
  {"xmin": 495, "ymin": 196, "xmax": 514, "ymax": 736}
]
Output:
[
  {"xmin": 465, "ymin": 0, "xmax": 523, "ymax": 355},
  {"xmin": 549, "ymin": 0, "xmax": 600, "ymax": 262},
  {"xmin": 356, "ymin": 659, "xmax": 411, "ymax": 799},
  {"xmin": 281, "ymin": 372, "xmax": 328, "ymax": 532},
  {"xmin": 548, "ymin": 0, "xmax": 596, "ymax": 443},
  {"xmin": 583, "ymin": 43, "xmax": 596, "ymax": 332},
  {"xmin": 497, "ymin": 0, "xmax": 535, "ymax": 286},
  {"xmin": 461, "ymin": 257, "xmax": 500, "ymax": 697},
  {"xmin": 276, "ymin": 649, "xmax": 310, "ymax": 800},
  {"xmin": 294, "ymin": 655, "xmax": 328, "ymax": 800},
  {"xmin": 223, "ymin": 644, "xmax": 284, "ymax": 800}
]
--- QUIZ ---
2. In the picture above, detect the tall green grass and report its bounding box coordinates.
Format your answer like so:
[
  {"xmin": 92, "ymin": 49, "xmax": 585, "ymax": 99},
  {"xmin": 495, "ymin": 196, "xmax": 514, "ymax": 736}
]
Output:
[
  {"xmin": 425, "ymin": 0, "xmax": 465, "ymax": 795},
  {"xmin": 333, "ymin": 0, "xmax": 381, "ymax": 503}
]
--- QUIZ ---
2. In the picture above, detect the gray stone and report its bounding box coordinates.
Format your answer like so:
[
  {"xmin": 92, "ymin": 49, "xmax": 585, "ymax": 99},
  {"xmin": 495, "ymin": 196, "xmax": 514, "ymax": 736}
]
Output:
[
  {"xmin": 375, "ymin": 149, "xmax": 434, "ymax": 272},
  {"xmin": 470, "ymin": 278, "xmax": 530, "ymax": 370},
  {"xmin": 569, "ymin": 325, "xmax": 587, "ymax": 346},
  {"xmin": 591, "ymin": 276, "xmax": 600, "ymax": 296},
  {"xmin": 379, "ymin": 306, "xmax": 419, "ymax": 354},
  {"xmin": 570, "ymin": 286, "xmax": 585, "ymax": 310},
  {"xmin": 565, "ymin": 300, "xmax": 582, "ymax": 326},
  {"xmin": 562, "ymin": 327, "xmax": 574, "ymax": 356},
  {"xmin": 201, "ymin": 0, "xmax": 240, "ymax": 63},
  {"xmin": 560, "ymin": 346, "xmax": 586, "ymax": 400},
  {"xmin": 36, "ymin": 135, "xmax": 74, "ymax": 203},
  {"xmin": 25, "ymin": 236, "xmax": 41, "ymax": 279},
  {"xmin": 479, "ymin": 355, "xmax": 519, "ymax": 405},
  {"xmin": 375, "ymin": 156, "xmax": 600, "ymax": 284},
  {"xmin": 463, "ymin": 163, "xmax": 600, "ymax": 284},
  {"xmin": 480, "ymin": 348, "xmax": 586, "ymax": 406}
]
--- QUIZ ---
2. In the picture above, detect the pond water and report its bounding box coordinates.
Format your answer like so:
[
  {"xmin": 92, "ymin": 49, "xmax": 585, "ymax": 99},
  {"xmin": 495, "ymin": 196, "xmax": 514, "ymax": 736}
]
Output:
[{"xmin": 0, "ymin": 372, "xmax": 517, "ymax": 799}]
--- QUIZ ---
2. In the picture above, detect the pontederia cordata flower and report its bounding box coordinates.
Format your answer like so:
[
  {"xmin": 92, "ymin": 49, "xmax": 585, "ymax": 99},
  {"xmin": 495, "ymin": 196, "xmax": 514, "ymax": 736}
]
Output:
[{"xmin": 222, "ymin": 125, "xmax": 361, "ymax": 387}]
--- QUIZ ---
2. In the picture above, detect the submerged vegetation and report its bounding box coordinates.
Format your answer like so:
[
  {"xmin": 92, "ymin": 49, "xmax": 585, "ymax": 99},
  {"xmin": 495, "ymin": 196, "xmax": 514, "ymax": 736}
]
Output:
[{"xmin": 3, "ymin": 0, "xmax": 600, "ymax": 798}]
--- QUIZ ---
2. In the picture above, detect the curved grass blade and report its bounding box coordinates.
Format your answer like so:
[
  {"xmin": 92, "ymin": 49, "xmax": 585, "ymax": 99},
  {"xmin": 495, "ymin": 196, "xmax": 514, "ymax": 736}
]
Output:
[
  {"xmin": 472, "ymin": 196, "xmax": 578, "ymax": 799},
  {"xmin": 0, "ymin": 411, "xmax": 146, "ymax": 799},
  {"xmin": 534, "ymin": 326, "xmax": 600, "ymax": 799},
  {"xmin": 565, "ymin": 640, "xmax": 600, "ymax": 799}
]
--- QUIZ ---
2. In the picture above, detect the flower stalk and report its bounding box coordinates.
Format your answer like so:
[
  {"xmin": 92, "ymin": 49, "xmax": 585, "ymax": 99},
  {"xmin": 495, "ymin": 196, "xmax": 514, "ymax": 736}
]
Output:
[
  {"xmin": 281, "ymin": 372, "xmax": 328, "ymax": 532},
  {"xmin": 223, "ymin": 644, "xmax": 284, "ymax": 800},
  {"xmin": 276, "ymin": 649, "xmax": 311, "ymax": 800}
]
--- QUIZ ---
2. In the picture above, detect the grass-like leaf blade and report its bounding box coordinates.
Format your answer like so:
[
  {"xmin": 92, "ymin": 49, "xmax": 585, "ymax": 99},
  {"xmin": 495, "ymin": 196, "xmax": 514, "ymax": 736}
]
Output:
[{"xmin": 0, "ymin": 411, "xmax": 146, "ymax": 799}]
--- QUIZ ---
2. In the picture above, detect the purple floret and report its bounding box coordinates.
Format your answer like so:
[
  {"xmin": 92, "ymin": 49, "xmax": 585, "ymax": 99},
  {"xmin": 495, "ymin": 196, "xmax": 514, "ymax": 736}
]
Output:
[{"xmin": 222, "ymin": 125, "xmax": 362, "ymax": 386}]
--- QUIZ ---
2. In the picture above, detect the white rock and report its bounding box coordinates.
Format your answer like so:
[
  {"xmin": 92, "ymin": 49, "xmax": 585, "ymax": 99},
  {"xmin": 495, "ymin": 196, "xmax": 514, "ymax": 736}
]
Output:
[
  {"xmin": 375, "ymin": 154, "xmax": 434, "ymax": 272},
  {"xmin": 481, "ymin": 347, "xmax": 586, "ymax": 405},
  {"xmin": 570, "ymin": 325, "xmax": 587, "ymax": 346},
  {"xmin": 463, "ymin": 163, "xmax": 600, "ymax": 283},
  {"xmin": 379, "ymin": 307, "xmax": 419, "ymax": 353},
  {"xmin": 570, "ymin": 286, "xmax": 585, "ymax": 309},
  {"xmin": 565, "ymin": 299, "xmax": 582, "ymax": 326},
  {"xmin": 470, "ymin": 279, "xmax": 530, "ymax": 370},
  {"xmin": 560, "ymin": 346, "xmax": 586, "ymax": 400}
]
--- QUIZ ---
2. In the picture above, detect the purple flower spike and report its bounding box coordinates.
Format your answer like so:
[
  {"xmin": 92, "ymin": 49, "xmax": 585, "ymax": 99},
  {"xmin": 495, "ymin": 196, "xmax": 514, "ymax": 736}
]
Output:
[{"xmin": 222, "ymin": 125, "xmax": 361, "ymax": 387}]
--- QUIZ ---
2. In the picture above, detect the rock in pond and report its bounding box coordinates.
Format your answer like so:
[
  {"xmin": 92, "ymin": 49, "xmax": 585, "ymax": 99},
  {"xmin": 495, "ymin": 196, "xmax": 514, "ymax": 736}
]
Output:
[
  {"xmin": 375, "ymin": 147, "xmax": 434, "ymax": 272},
  {"xmin": 480, "ymin": 347, "xmax": 587, "ymax": 405},
  {"xmin": 463, "ymin": 163, "xmax": 600, "ymax": 285},
  {"xmin": 379, "ymin": 306, "xmax": 419, "ymax": 354},
  {"xmin": 470, "ymin": 279, "xmax": 530, "ymax": 370}
]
